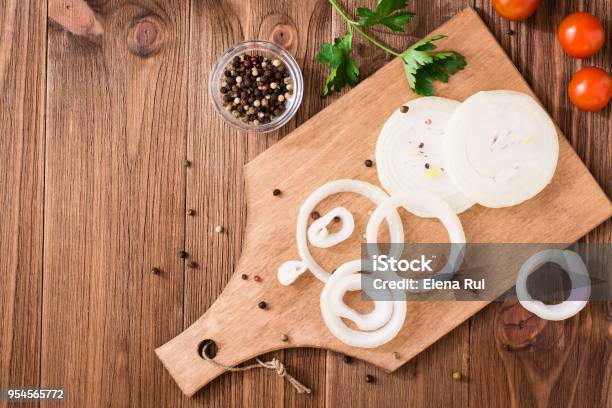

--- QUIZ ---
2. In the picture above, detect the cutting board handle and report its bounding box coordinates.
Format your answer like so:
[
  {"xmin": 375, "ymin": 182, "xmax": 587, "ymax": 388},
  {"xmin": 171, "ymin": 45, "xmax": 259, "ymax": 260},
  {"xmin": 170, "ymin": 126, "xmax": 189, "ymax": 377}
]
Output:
[{"xmin": 155, "ymin": 265, "xmax": 296, "ymax": 397}]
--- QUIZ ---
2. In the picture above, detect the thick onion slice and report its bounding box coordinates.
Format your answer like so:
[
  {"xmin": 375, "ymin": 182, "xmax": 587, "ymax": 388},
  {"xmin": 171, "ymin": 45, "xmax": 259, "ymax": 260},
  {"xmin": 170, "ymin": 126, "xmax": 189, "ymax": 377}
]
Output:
[
  {"xmin": 443, "ymin": 90, "xmax": 559, "ymax": 208},
  {"xmin": 376, "ymin": 97, "xmax": 474, "ymax": 217},
  {"xmin": 295, "ymin": 179, "xmax": 404, "ymax": 283},
  {"xmin": 307, "ymin": 207, "xmax": 355, "ymax": 248},
  {"xmin": 320, "ymin": 259, "xmax": 406, "ymax": 348},
  {"xmin": 366, "ymin": 191, "xmax": 466, "ymax": 292},
  {"xmin": 516, "ymin": 249, "xmax": 590, "ymax": 321},
  {"xmin": 328, "ymin": 273, "xmax": 393, "ymax": 331}
]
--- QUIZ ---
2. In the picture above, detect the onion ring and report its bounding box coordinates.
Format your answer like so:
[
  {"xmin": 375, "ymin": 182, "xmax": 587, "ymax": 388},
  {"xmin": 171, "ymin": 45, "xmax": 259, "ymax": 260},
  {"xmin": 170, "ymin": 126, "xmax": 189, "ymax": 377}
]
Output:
[
  {"xmin": 277, "ymin": 260, "xmax": 307, "ymax": 286},
  {"xmin": 516, "ymin": 249, "xmax": 590, "ymax": 321},
  {"xmin": 297, "ymin": 179, "xmax": 403, "ymax": 283},
  {"xmin": 366, "ymin": 191, "xmax": 466, "ymax": 292},
  {"xmin": 320, "ymin": 259, "xmax": 406, "ymax": 348},
  {"xmin": 328, "ymin": 273, "xmax": 393, "ymax": 331},
  {"xmin": 307, "ymin": 207, "xmax": 355, "ymax": 248}
]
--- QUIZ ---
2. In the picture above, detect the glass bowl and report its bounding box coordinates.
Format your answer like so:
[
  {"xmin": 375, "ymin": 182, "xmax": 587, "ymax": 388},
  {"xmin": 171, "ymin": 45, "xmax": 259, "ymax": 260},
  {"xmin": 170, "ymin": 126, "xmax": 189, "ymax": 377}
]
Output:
[{"xmin": 208, "ymin": 40, "xmax": 304, "ymax": 133}]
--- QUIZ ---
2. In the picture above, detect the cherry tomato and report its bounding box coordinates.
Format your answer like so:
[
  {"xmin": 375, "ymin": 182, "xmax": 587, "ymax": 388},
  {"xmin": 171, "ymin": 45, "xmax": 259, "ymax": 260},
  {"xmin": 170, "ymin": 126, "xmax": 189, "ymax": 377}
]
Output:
[
  {"xmin": 558, "ymin": 12, "xmax": 605, "ymax": 58},
  {"xmin": 493, "ymin": 0, "xmax": 540, "ymax": 21},
  {"xmin": 568, "ymin": 67, "xmax": 612, "ymax": 112}
]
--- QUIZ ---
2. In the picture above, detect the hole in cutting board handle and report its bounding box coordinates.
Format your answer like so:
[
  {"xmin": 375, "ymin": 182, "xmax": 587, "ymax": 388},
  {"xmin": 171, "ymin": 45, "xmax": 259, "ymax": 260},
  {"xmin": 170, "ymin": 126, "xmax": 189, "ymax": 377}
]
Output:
[{"xmin": 197, "ymin": 339, "xmax": 218, "ymax": 359}]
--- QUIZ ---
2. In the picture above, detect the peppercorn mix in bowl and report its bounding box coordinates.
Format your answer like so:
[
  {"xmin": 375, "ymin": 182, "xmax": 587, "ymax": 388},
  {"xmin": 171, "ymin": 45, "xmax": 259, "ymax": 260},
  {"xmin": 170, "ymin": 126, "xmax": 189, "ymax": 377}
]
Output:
[{"xmin": 209, "ymin": 40, "xmax": 304, "ymax": 133}]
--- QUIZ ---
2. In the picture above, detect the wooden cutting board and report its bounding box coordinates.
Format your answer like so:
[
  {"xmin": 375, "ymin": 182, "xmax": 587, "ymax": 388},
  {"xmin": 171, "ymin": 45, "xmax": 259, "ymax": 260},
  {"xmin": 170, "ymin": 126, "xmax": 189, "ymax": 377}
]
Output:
[{"xmin": 156, "ymin": 7, "xmax": 611, "ymax": 397}]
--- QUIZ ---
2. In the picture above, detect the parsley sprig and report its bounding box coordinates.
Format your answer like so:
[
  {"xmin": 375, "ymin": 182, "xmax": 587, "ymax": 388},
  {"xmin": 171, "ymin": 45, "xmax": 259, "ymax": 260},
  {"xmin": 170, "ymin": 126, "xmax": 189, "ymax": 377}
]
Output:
[
  {"xmin": 357, "ymin": 0, "xmax": 415, "ymax": 32},
  {"xmin": 316, "ymin": 0, "xmax": 466, "ymax": 97},
  {"xmin": 315, "ymin": 33, "xmax": 360, "ymax": 97}
]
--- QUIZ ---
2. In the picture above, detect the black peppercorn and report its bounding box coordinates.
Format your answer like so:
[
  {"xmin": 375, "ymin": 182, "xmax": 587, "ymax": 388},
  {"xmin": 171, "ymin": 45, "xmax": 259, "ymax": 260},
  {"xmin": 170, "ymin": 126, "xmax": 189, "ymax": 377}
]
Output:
[
  {"xmin": 400, "ymin": 105, "xmax": 409, "ymax": 113},
  {"xmin": 425, "ymin": 163, "xmax": 430, "ymax": 169},
  {"xmin": 333, "ymin": 216, "xmax": 340, "ymax": 223},
  {"xmin": 178, "ymin": 250, "xmax": 188, "ymax": 259},
  {"xmin": 151, "ymin": 267, "xmax": 160, "ymax": 274},
  {"xmin": 258, "ymin": 301, "xmax": 267, "ymax": 309},
  {"xmin": 241, "ymin": 274, "xmax": 248, "ymax": 280},
  {"xmin": 365, "ymin": 374, "xmax": 374, "ymax": 383},
  {"xmin": 364, "ymin": 159, "xmax": 373, "ymax": 167},
  {"xmin": 272, "ymin": 188, "xmax": 281, "ymax": 196},
  {"xmin": 187, "ymin": 209, "xmax": 195, "ymax": 216},
  {"xmin": 342, "ymin": 355, "xmax": 352, "ymax": 364},
  {"xmin": 188, "ymin": 261, "xmax": 198, "ymax": 268},
  {"xmin": 507, "ymin": 28, "xmax": 514, "ymax": 35},
  {"xmin": 311, "ymin": 211, "xmax": 320, "ymax": 220}
]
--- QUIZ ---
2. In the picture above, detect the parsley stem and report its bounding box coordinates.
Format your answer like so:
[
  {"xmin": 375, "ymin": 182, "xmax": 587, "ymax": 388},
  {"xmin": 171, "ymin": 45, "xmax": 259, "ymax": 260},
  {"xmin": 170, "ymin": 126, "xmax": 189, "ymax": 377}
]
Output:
[{"xmin": 328, "ymin": 0, "xmax": 402, "ymax": 57}]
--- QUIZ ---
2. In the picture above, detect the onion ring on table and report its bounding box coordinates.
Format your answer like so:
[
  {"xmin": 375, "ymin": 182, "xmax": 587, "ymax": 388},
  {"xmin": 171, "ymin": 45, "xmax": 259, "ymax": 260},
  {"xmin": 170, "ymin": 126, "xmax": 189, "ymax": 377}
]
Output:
[
  {"xmin": 365, "ymin": 191, "xmax": 466, "ymax": 292},
  {"xmin": 320, "ymin": 259, "xmax": 406, "ymax": 348},
  {"xmin": 296, "ymin": 179, "xmax": 404, "ymax": 283},
  {"xmin": 516, "ymin": 249, "xmax": 590, "ymax": 321},
  {"xmin": 307, "ymin": 207, "xmax": 355, "ymax": 248}
]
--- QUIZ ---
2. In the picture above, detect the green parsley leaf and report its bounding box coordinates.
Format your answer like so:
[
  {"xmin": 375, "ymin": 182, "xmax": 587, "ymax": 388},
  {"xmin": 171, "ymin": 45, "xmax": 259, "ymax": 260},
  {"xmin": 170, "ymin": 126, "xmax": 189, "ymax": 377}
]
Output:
[
  {"xmin": 315, "ymin": 32, "xmax": 360, "ymax": 97},
  {"xmin": 356, "ymin": 0, "xmax": 415, "ymax": 33},
  {"xmin": 401, "ymin": 35, "xmax": 466, "ymax": 96}
]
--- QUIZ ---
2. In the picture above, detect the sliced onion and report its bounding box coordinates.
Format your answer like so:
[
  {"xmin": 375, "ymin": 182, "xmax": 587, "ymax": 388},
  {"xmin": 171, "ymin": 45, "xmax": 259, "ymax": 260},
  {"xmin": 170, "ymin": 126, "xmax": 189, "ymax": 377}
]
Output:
[
  {"xmin": 366, "ymin": 191, "xmax": 465, "ymax": 292},
  {"xmin": 516, "ymin": 249, "xmax": 590, "ymax": 321},
  {"xmin": 277, "ymin": 260, "xmax": 307, "ymax": 286},
  {"xmin": 296, "ymin": 179, "xmax": 404, "ymax": 283},
  {"xmin": 443, "ymin": 90, "xmax": 559, "ymax": 208},
  {"xmin": 376, "ymin": 97, "xmax": 474, "ymax": 217},
  {"xmin": 328, "ymin": 273, "xmax": 393, "ymax": 331},
  {"xmin": 307, "ymin": 207, "xmax": 355, "ymax": 248},
  {"xmin": 320, "ymin": 259, "xmax": 406, "ymax": 348}
]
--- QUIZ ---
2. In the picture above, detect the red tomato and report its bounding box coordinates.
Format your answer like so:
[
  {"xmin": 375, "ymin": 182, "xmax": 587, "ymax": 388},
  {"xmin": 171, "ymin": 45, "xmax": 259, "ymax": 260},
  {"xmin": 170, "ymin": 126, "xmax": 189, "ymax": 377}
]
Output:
[
  {"xmin": 493, "ymin": 0, "xmax": 540, "ymax": 21},
  {"xmin": 558, "ymin": 12, "xmax": 605, "ymax": 58},
  {"xmin": 568, "ymin": 67, "xmax": 612, "ymax": 112}
]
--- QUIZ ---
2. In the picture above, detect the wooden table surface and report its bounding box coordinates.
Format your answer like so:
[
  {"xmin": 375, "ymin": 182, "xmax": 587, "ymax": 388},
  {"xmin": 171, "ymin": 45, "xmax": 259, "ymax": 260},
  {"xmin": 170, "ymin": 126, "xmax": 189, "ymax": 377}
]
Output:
[{"xmin": 1, "ymin": 0, "xmax": 610, "ymax": 407}]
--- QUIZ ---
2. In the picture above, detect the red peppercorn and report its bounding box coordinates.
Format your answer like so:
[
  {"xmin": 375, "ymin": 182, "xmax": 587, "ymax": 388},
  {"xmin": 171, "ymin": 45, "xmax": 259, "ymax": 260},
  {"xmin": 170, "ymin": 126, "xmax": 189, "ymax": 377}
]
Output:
[
  {"xmin": 254, "ymin": 275, "xmax": 262, "ymax": 282},
  {"xmin": 418, "ymin": 142, "xmax": 424, "ymax": 149}
]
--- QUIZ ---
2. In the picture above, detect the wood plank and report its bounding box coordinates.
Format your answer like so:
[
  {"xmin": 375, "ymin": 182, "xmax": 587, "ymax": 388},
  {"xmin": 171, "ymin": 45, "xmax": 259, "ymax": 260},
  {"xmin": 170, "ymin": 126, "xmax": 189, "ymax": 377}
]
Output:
[
  {"xmin": 183, "ymin": 0, "xmax": 329, "ymax": 406},
  {"xmin": 0, "ymin": 0, "xmax": 46, "ymax": 406},
  {"xmin": 326, "ymin": 1, "xmax": 470, "ymax": 407},
  {"xmin": 470, "ymin": 2, "xmax": 612, "ymax": 407},
  {"xmin": 43, "ymin": 1, "xmax": 188, "ymax": 406}
]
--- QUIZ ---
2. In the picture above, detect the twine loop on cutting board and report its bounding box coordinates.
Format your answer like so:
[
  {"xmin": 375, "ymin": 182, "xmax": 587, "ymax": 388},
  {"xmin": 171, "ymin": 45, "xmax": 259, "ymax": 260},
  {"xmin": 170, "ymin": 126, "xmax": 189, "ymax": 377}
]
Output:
[{"xmin": 201, "ymin": 343, "xmax": 311, "ymax": 394}]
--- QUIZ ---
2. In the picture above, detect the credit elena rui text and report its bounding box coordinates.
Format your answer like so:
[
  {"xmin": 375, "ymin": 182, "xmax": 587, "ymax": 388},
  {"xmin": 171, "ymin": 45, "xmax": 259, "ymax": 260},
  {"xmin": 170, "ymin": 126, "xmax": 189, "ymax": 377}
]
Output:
[{"xmin": 369, "ymin": 254, "xmax": 485, "ymax": 291}]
